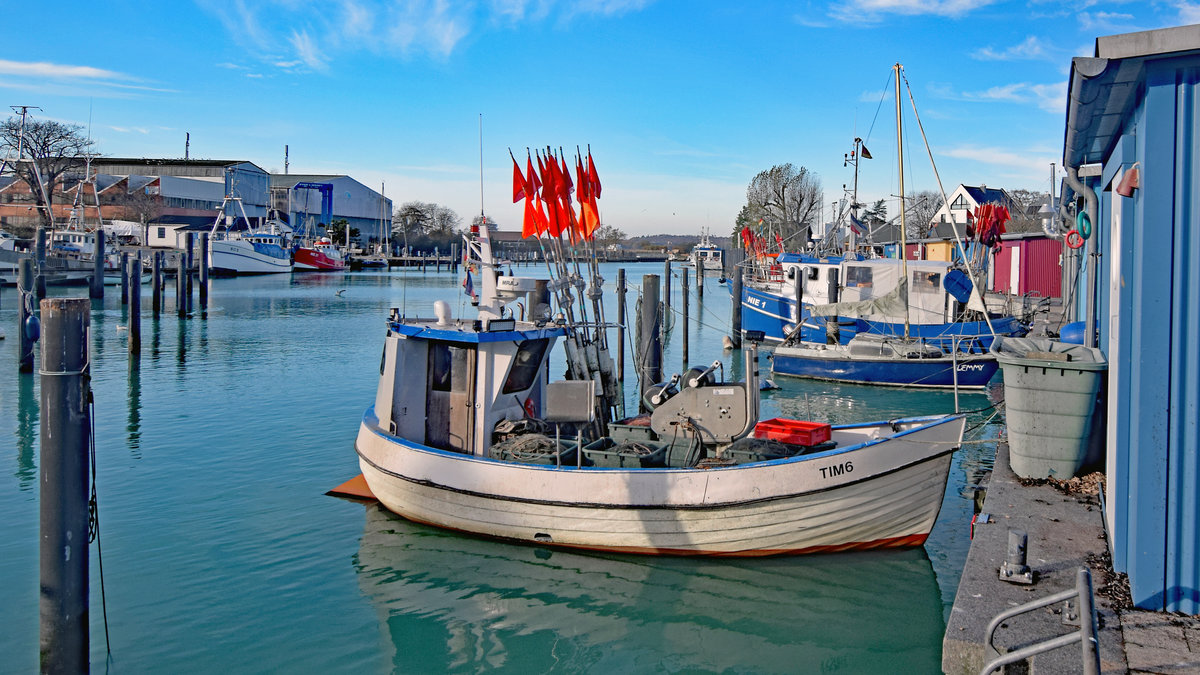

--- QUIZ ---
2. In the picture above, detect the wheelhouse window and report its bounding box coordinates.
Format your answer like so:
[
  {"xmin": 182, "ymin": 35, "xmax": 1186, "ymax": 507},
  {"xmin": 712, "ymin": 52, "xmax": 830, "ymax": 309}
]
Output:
[
  {"xmin": 912, "ymin": 271, "xmax": 941, "ymax": 294},
  {"xmin": 845, "ymin": 266, "xmax": 873, "ymax": 288},
  {"xmin": 502, "ymin": 339, "xmax": 549, "ymax": 394}
]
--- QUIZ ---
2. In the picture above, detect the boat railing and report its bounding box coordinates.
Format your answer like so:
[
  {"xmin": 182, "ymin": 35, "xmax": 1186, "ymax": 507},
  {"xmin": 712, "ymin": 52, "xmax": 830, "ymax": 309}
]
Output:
[{"xmin": 979, "ymin": 567, "xmax": 1101, "ymax": 675}]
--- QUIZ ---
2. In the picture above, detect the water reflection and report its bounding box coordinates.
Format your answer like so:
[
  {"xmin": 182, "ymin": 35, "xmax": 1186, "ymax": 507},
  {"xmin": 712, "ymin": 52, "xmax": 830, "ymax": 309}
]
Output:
[
  {"xmin": 355, "ymin": 505, "xmax": 944, "ymax": 673},
  {"xmin": 14, "ymin": 374, "xmax": 38, "ymax": 491},
  {"xmin": 127, "ymin": 360, "xmax": 142, "ymax": 458}
]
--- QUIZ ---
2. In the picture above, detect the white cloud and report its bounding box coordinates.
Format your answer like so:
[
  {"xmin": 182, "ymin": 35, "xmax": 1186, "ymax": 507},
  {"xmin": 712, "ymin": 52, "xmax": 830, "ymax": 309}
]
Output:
[
  {"xmin": 831, "ymin": 0, "xmax": 997, "ymax": 22},
  {"xmin": 0, "ymin": 60, "xmax": 130, "ymax": 81},
  {"xmin": 955, "ymin": 80, "xmax": 1067, "ymax": 114},
  {"xmin": 1176, "ymin": 1, "xmax": 1200, "ymax": 23},
  {"xmin": 289, "ymin": 29, "xmax": 329, "ymax": 71},
  {"xmin": 973, "ymin": 36, "xmax": 1047, "ymax": 61},
  {"xmin": 1078, "ymin": 11, "xmax": 1136, "ymax": 33},
  {"xmin": 941, "ymin": 144, "xmax": 1058, "ymax": 181}
]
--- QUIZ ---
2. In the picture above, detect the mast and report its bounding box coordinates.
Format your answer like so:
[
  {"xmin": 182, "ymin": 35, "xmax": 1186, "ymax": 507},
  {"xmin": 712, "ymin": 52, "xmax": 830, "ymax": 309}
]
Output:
[{"xmin": 895, "ymin": 63, "xmax": 910, "ymax": 340}]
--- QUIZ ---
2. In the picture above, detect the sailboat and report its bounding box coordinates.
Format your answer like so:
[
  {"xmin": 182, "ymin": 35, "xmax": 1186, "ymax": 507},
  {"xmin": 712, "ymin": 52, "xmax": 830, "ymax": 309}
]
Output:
[{"xmin": 771, "ymin": 64, "xmax": 999, "ymax": 389}]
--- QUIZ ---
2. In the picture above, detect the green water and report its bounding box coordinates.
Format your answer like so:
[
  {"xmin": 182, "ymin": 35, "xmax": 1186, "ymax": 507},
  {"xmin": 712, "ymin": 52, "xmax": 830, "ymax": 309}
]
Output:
[{"xmin": 0, "ymin": 263, "xmax": 999, "ymax": 673}]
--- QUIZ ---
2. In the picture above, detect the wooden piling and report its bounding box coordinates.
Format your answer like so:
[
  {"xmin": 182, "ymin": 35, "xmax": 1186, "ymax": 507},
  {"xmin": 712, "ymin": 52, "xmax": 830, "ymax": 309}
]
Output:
[
  {"xmin": 662, "ymin": 260, "xmax": 671, "ymax": 343},
  {"xmin": 638, "ymin": 274, "xmax": 663, "ymax": 413},
  {"xmin": 697, "ymin": 262, "xmax": 704, "ymax": 300},
  {"xmin": 198, "ymin": 233, "xmax": 209, "ymax": 313},
  {"xmin": 129, "ymin": 255, "xmax": 141, "ymax": 355},
  {"xmin": 35, "ymin": 227, "xmax": 46, "ymax": 300},
  {"xmin": 730, "ymin": 246, "xmax": 743, "ymax": 348},
  {"xmin": 185, "ymin": 234, "xmax": 194, "ymax": 316},
  {"xmin": 120, "ymin": 252, "xmax": 129, "ymax": 305},
  {"xmin": 681, "ymin": 265, "xmax": 689, "ymax": 366},
  {"xmin": 38, "ymin": 297, "xmax": 91, "ymax": 675},
  {"xmin": 616, "ymin": 269, "xmax": 626, "ymax": 385},
  {"xmin": 18, "ymin": 258, "xmax": 35, "ymax": 373},
  {"xmin": 176, "ymin": 254, "xmax": 186, "ymax": 318},
  {"xmin": 89, "ymin": 230, "xmax": 104, "ymax": 299},
  {"xmin": 151, "ymin": 252, "xmax": 162, "ymax": 316}
]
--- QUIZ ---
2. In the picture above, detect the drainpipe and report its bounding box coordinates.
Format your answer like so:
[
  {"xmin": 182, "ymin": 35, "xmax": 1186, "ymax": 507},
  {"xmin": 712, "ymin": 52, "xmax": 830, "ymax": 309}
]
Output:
[{"xmin": 1063, "ymin": 165, "xmax": 1098, "ymax": 348}]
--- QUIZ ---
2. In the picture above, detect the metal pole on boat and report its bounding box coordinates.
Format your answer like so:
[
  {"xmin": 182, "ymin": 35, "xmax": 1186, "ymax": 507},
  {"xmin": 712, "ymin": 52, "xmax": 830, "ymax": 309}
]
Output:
[
  {"xmin": 151, "ymin": 251, "xmax": 162, "ymax": 316},
  {"xmin": 730, "ymin": 246, "xmax": 743, "ymax": 349},
  {"xmin": 952, "ymin": 337, "xmax": 960, "ymax": 413},
  {"xmin": 18, "ymin": 258, "xmax": 35, "ymax": 373},
  {"xmin": 681, "ymin": 265, "xmax": 690, "ymax": 366},
  {"xmin": 638, "ymin": 274, "xmax": 663, "ymax": 413},
  {"xmin": 35, "ymin": 227, "xmax": 47, "ymax": 300},
  {"xmin": 89, "ymin": 230, "xmax": 104, "ymax": 299},
  {"xmin": 198, "ymin": 234, "xmax": 209, "ymax": 315},
  {"xmin": 120, "ymin": 252, "xmax": 129, "ymax": 305},
  {"xmin": 185, "ymin": 234, "xmax": 194, "ymax": 316},
  {"xmin": 38, "ymin": 297, "xmax": 90, "ymax": 674},
  {"xmin": 129, "ymin": 255, "xmax": 142, "ymax": 356}
]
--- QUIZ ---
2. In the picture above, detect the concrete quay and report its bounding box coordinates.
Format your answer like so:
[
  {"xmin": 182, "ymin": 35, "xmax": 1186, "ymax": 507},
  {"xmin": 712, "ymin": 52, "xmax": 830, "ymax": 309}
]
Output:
[{"xmin": 942, "ymin": 442, "xmax": 1200, "ymax": 673}]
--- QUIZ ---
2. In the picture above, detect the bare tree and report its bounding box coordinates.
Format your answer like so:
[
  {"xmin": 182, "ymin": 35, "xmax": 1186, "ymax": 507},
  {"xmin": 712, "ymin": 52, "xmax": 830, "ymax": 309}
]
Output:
[
  {"xmin": 1006, "ymin": 189, "xmax": 1049, "ymax": 233},
  {"xmin": 394, "ymin": 201, "xmax": 462, "ymax": 252},
  {"xmin": 743, "ymin": 164, "xmax": 822, "ymax": 247},
  {"xmin": 904, "ymin": 190, "xmax": 944, "ymax": 239},
  {"xmin": 0, "ymin": 116, "xmax": 95, "ymax": 228},
  {"xmin": 594, "ymin": 224, "xmax": 626, "ymax": 248}
]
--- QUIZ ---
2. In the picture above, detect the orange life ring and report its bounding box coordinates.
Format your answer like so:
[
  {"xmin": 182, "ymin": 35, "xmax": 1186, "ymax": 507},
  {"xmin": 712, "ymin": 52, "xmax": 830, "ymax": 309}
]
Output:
[{"xmin": 1065, "ymin": 229, "xmax": 1084, "ymax": 249}]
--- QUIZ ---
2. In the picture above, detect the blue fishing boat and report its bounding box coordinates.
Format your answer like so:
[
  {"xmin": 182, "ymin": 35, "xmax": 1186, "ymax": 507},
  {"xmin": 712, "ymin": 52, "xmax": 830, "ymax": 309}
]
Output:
[{"xmin": 771, "ymin": 334, "xmax": 999, "ymax": 389}]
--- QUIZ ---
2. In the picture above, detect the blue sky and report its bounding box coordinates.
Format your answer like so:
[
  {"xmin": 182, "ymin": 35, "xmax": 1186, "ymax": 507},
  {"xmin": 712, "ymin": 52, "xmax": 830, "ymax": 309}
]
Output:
[{"xmin": 2, "ymin": 1, "xmax": 1196, "ymax": 235}]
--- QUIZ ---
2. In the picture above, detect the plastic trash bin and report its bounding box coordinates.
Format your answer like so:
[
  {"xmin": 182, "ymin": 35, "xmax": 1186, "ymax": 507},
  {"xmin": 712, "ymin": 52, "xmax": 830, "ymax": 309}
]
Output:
[{"xmin": 991, "ymin": 336, "xmax": 1107, "ymax": 479}]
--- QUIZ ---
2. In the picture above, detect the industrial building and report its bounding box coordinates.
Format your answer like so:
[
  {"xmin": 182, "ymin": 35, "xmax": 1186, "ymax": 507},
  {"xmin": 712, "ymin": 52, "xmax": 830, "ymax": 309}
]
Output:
[{"xmin": 269, "ymin": 174, "xmax": 392, "ymax": 244}]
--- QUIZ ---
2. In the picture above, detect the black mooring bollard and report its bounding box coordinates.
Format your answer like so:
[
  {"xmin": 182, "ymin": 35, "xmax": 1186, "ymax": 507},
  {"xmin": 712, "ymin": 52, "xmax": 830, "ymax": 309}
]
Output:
[
  {"xmin": 35, "ymin": 227, "xmax": 47, "ymax": 301},
  {"xmin": 176, "ymin": 254, "xmax": 186, "ymax": 318},
  {"xmin": 185, "ymin": 234, "xmax": 194, "ymax": 316},
  {"xmin": 616, "ymin": 268, "xmax": 626, "ymax": 386},
  {"xmin": 730, "ymin": 247, "xmax": 743, "ymax": 349},
  {"xmin": 662, "ymin": 259, "xmax": 671, "ymax": 343},
  {"xmin": 38, "ymin": 297, "xmax": 91, "ymax": 674}
]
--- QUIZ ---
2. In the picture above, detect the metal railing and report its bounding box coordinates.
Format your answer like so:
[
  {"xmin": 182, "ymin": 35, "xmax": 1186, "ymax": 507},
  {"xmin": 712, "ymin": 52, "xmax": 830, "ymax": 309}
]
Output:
[{"xmin": 980, "ymin": 567, "xmax": 1101, "ymax": 675}]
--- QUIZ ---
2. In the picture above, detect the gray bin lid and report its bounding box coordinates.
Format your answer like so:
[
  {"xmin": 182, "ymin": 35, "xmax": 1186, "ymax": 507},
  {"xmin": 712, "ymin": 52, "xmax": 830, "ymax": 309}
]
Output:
[{"xmin": 990, "ymin": 336, "xmax": 1107, "ymax": 371}]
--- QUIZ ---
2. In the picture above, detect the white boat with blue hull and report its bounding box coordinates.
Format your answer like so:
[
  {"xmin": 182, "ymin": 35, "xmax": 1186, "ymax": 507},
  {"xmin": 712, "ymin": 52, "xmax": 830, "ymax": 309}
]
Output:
[
  {"xmin": 354, "ymin": 223, "xmax": 967, "ymax": 556},
  {"xmin": 208, "ymin": 197, "xmax": 293, "ymax": 275},
  {"xmin": 771, "ymin": 334, "xmax": 999, "ymax": 389},
  {"xmin": 740, "ymin": 254, "xmax": 1025, "ymax": 348}
]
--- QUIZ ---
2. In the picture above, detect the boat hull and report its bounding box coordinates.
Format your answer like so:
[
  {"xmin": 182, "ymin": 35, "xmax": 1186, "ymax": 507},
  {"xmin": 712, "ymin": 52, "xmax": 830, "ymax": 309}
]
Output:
[
  {"xmin": 356, "ymin": 412, "xmax": 964, "ymax": 556},
  {"xmin": 209, "ymin": 239, "xmax": 292, "ymax": 275},
  {"xmin": 771, "ymin": 344, "xmax": 999, "ymax": 388},
  {"xmin": 293, "ymin": 246, "xmax": 345, "ymax": 271}
]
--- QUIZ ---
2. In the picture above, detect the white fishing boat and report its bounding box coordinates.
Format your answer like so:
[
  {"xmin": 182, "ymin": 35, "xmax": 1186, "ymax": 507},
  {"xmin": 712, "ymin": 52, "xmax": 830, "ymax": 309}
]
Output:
[
  {"xmin": 688, "ymin": 230, "xmax": 724, "ymax": 271},
  {"xmin": 207, "ymin": 197, "xmax": 293, "ymax": 275},
  {"xmin": 354, "ymin": 221, "xmax": 966, "ymax": 556}
]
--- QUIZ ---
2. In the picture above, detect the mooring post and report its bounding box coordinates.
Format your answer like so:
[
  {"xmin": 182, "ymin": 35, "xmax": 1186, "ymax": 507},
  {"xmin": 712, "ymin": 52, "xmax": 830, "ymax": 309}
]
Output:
[
  {"xmin": 730, "ymin": 246, "xmax": 743, "ymax": 348},
  {"xmin": 638, "ymin": 274, "xmax": 663, "ymax": 413},
  {"xmin": 129, "ymin": 255, "xmax": 141, "ymax": 356},
  {"xmin": 89, "ymin": 230, "xmax": 104, "ymax": 299},
  {"xmin": 681, "ymin": 265, "xmax": 690, "ymax": 367},
  {"xmin": 696, "ymin": 260, "xmax": 704, "ymax": 300},
  {"xmin": 38, "ymin": 297, "xmax": 91, "ymax": 675},
  {"xmin": 185, "ymin": 234, "xmax": 194, "ymax": 316},
  {"xmin": 176, "ymin": 253, "xmax": 186, "ymax": 318},
  {"xmin": 616, "ymin": 269, "xmax": 626, "ymax": 386},
  {"xmin": 35, "ymin": 227, "xmax": 47, "ymax": 300},
  {"xmin": 198, "ymin": 233, "xmax": 209, "ymax": 314},
  {"xmin": 662, "ymin": 259, "xmax": 671, "ymax": 343},
  {"xmin": 151, "ymin": 251, "xmax": 162, "ymax": 316},
  {"xmin": 18, "ymin": 258, "xmax": 36, "ymax": 373},
  {"xmin": 120, "ymin": 252, "xmax": 129, "ymax": 305}
]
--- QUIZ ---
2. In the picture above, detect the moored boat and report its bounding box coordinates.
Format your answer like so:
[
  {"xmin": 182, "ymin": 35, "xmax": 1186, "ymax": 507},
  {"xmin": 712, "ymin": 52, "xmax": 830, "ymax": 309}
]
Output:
[
  {"xmin": 354, "ymin": 219, "xmax": 966, "ymax": 556},
  {"xmin": 293, "ymin": 237, "xmax": 346, "ymax": 271},
  {"xmin": 207, "ymin": 198, "xmax": 293, "ymax": 275}
]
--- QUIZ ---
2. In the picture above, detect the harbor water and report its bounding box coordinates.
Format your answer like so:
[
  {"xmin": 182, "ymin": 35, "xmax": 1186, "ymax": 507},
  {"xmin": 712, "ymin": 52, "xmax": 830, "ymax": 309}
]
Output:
[{"xmin": 0, "ymin": 262, "xmax": 1000, "ymax": 673}]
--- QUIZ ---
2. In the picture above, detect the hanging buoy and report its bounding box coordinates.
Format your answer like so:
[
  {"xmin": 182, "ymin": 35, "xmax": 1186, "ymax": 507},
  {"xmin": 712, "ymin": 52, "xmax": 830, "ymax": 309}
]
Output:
[
  {"xmin": 1065, "ymin": 229, "xmax": 1085, "ymax": 249},
  {"xmin": 25, "ymin": 314, "xmax": 40, "ymax": 342},
  {"xmin": 1076, "ymin": 211, "xmax": 1092, "ymax": 240}
]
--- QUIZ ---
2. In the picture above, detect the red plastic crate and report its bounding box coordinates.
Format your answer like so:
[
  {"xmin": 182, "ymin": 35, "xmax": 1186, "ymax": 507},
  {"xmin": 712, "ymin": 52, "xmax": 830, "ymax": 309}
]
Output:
[{"xmin": 753, "ymin": 418, "xmax": 832, "ymax": 446}]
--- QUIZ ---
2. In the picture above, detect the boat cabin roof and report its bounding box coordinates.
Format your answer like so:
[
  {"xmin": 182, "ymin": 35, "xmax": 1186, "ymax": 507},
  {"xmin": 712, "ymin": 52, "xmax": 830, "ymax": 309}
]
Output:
[{"xmin": 390, "ymin": 318, "xmax": 567, "ymax": 344}]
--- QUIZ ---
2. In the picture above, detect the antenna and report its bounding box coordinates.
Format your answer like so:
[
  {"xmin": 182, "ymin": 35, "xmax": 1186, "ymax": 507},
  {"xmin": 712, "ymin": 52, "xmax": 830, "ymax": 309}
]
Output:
[
  {"xmin": 285, "ymin": 145, "xmax": 289, "ymax": 174},
  {"xmin": 185, "ymin": 132, "xmax": 190, "ymax": 160}
]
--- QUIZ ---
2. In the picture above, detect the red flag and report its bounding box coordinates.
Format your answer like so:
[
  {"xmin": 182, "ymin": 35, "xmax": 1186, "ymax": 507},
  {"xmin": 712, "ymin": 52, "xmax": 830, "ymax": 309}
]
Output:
[
  {"xmin": 526, "ymin": 154, "xmax": 540, "ymax": 197},
  {"xmin": 511, "ymin": 156, "xmax": 526, "ymax": 203},
  {"xmin": 539, "ymin": 152, "xmax": 562, "ymax": 237},
  {"xmin": 587, "ymin": 150, "xmax": 601, "ymax": 199},
  {"xmin": 522, "ymin": 197, "xmax": 537, "ymax": 238}
]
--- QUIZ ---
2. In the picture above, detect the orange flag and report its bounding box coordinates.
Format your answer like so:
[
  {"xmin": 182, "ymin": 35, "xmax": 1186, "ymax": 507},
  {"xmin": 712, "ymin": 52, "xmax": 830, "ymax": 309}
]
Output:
[{"xmin": 511, "ymin": 155, "xmax": 526, "ymax": 203}]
